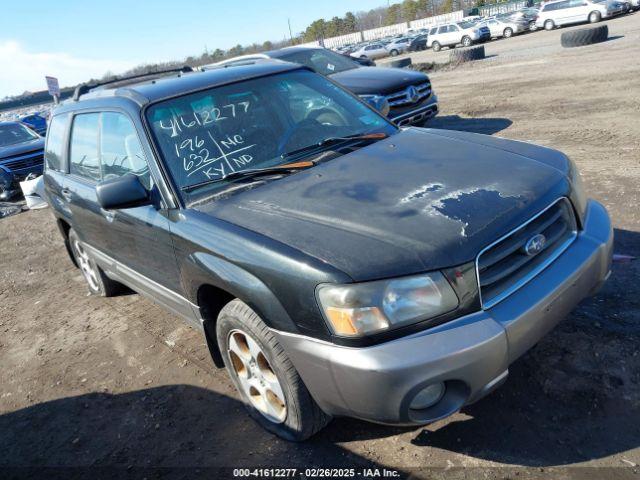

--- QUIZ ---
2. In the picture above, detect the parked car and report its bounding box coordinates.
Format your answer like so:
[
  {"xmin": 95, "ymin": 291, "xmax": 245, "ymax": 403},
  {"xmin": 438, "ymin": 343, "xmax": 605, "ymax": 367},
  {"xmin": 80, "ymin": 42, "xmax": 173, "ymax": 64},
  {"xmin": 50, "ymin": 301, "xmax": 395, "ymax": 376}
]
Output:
[
  {"xmin": 481, "ymin": 17, "xmax": 527, "ymax": 38},
  {"xmin": 505, "ymin": 7, "xmax": 541, "ymax": 30},
  {"xmin": 20, "ymin": 113, "xmax": 48, "ymax": 135},
  {"xmin": 386, "ymin": 37, "xmax": 412, "ymax": 56},
  {"xmin": 44, "ymin": 62, "xmax": 612, "ymax": 441},
  {"xmin": 408, "ymin": 34, "xmax": 429, "ymax": 51},
  {"xmin": 350, "ymin": 43, "xmax": 389, "ymax": 60},
  {"xmin": 0, "ymin": 121, "xmax": 45, "ymax": 200},
  {"xmin": 427, "ymin": 21, "xmax": 491, "ymax": 51},
  {"xmin": 594, "ymin": 0, "xmax": 632, "ymax": 14},
  {"xmin": 208, "ymin": 47, "xmax": 439, "ymax": 126},
  {"xmin": 535, "ymin": 0, "xmax": 616, "ymax": 29}
]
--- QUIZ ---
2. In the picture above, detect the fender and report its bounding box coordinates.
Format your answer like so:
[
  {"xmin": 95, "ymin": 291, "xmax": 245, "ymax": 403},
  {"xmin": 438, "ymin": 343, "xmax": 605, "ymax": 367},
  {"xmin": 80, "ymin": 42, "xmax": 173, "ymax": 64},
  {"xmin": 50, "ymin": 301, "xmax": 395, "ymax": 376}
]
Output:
[{"xmin": 181, "ymin": 251, "xmax": 299, "ymax": 333}]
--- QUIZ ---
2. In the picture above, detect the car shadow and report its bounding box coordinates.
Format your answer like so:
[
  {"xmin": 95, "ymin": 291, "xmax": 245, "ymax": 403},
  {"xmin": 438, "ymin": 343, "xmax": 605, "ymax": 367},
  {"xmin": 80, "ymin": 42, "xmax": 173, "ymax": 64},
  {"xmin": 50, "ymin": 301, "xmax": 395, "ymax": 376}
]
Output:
[
  {"xmin": 427, "ymin": 115, "xmax": 513, "ymax": 135},
  {"xmin": 407, "ymin": 227, "xmax": 640, "ymax": 466},
  {"xmin": 0, "ymin": 385, "xmax": 405, "ymax": 475}
]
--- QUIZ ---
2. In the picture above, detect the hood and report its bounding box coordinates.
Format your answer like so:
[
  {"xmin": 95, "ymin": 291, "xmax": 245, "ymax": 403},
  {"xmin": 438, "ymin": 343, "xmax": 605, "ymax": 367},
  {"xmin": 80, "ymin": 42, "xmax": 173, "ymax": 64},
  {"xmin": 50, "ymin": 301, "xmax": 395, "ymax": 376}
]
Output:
[
  {"xmin": 0, "ymin": 138, "xmax": 45, "ymax": 161},
  {"xmin": 195, "ymin": 128, "xmax": 570, "ymax": 282},
  {"xmin": 330, "ymin": 66, "xmax": 429, "ymax": 95}
]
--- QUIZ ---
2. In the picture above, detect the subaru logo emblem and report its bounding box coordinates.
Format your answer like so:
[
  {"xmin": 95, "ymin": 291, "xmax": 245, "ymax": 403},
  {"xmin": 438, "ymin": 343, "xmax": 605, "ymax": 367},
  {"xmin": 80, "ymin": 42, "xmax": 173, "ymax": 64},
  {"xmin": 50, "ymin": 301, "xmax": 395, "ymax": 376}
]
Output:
[
  {"xmin": 524, "ymin": 234, "xmax": 546, "ymax": 256},
  {"xmin": 407, "ymin": 86, "xmax": 419, "ymax": 103}
]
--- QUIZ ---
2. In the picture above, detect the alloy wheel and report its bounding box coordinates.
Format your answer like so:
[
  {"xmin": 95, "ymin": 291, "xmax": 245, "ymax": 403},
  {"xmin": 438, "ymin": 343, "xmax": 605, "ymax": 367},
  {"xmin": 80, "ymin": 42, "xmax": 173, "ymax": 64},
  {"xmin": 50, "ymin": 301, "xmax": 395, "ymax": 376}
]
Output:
[
  {"xmin": 74, "ymin": 240, "xmax": 99, "ymax": 291},
  {"xmin": 228, "ymin": 329, "xmax": 287, "ymax": 424}
]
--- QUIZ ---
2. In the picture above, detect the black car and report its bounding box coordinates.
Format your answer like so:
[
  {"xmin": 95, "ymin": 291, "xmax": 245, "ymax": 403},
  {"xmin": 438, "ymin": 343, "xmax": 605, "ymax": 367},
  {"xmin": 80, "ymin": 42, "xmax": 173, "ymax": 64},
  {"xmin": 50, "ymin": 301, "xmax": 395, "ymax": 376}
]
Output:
[
  {"xmin": 209, "ymin": 47, "xmax": 438, "ymax": 127},
  {"xmin": 408, "ymin": 34, "xmax": 429, "ymax": 51},
  {"xmin": 0, "ymin": 121, "xmax": 45, "ymax": 200},
  {"xmin": 44, "ymin": 63, "xmax": 612, "ymax": 441}
]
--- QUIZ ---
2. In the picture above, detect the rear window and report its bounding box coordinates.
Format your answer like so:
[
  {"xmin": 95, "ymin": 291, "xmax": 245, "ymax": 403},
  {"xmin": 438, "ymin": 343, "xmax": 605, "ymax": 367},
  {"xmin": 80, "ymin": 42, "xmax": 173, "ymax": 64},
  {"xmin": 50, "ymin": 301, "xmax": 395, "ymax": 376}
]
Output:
[{"xmin": 44, "ymin": 114, "xmax": 69, "ymax": 172}]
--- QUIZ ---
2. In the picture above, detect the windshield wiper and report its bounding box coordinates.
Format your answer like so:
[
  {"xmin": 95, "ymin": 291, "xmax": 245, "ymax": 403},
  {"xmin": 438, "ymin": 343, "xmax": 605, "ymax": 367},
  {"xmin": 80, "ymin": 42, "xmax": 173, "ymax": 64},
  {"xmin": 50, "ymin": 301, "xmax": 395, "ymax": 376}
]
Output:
[
  {"xmin": 181, "ymin": 162, "xmax": 312, "ymax": 192},
  {"xmin": 281, "ymin": 132, "xmax": 388, "ymax": 160}
]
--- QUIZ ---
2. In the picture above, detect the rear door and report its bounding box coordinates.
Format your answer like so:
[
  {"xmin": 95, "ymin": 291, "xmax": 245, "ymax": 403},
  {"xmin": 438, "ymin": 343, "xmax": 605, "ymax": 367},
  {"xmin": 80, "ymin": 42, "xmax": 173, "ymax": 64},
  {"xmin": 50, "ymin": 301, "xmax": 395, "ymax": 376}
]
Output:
[
  {"xmin": 66, "ymin": 112, "xmax": 107, "ymax": 252},
  {"xmin": 43, "ymin": 113, "xmax": 71, "ymax": 221}
]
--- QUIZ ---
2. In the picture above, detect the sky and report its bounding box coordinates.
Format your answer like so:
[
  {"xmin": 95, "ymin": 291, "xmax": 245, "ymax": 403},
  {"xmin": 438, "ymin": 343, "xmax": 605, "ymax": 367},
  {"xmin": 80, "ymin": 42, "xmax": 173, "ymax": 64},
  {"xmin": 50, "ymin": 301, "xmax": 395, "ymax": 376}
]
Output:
[{"xmin": 0, "ymin": 0, "xmax": 385, "ymax": 98}]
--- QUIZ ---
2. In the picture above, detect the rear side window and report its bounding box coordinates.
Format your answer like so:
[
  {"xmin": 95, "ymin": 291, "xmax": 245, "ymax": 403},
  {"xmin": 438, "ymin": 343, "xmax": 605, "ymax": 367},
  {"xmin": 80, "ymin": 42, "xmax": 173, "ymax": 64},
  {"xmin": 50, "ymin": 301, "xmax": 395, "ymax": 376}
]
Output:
[
  {"xmin": 100, "ymin": 112, "xmax": 151, "ymax": 188},
  {"xmin": 44, "ymin": 113, "xmax": 69, "ymax": 172},
  {"xmin": 69, "ymin": 113, "xmax": 101, "ymax": 182}
]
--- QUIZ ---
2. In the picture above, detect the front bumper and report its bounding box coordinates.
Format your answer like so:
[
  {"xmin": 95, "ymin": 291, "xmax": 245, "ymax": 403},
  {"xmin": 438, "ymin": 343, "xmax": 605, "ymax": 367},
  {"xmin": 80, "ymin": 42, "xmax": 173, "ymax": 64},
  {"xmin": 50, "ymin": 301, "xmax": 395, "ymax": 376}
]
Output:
[
  {"xmin": 389, "ymin": 94, "xmax": 439, "ymax": 126},
  {"xmin": 273, "ymin": 199, "xmax": 613, "ymax": 425}
]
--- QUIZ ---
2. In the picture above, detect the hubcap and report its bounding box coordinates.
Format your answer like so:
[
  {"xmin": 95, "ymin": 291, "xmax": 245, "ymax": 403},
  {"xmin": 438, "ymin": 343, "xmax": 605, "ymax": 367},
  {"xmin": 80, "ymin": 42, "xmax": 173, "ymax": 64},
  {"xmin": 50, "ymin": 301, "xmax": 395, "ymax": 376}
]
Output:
[
  {"xmin": 74, "ymin": 240, "xmax": 99, "ymax": 291},
  {"xmin": 228, "ymin": 329, "xmax": 287, "ymax": 424}
]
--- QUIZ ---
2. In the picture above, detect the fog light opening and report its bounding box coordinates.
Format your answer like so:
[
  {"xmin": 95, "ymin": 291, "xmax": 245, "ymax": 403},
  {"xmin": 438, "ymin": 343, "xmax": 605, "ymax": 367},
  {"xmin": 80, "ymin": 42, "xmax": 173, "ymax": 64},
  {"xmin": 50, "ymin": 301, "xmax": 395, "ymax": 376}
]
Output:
[{"xmin": 410, "ymin": 382, "xmax": 445, "ymax": 410}]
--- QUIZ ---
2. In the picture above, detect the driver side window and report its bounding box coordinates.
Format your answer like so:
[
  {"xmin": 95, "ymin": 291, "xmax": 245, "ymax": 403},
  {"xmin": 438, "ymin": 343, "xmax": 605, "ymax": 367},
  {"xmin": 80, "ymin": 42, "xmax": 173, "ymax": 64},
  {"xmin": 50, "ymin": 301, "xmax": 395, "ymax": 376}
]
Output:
[{"xmin": 100, "ymin": 112, "xmax": 152, "ymax": 188}]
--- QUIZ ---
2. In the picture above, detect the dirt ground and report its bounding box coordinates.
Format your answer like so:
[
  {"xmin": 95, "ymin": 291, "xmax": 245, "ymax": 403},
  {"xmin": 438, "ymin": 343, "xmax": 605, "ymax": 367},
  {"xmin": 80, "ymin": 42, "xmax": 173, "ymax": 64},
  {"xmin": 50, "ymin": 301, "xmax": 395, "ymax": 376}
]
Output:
[{"xmin": 1, "ymin": 13, "xmax": 639, "ymax": 479}]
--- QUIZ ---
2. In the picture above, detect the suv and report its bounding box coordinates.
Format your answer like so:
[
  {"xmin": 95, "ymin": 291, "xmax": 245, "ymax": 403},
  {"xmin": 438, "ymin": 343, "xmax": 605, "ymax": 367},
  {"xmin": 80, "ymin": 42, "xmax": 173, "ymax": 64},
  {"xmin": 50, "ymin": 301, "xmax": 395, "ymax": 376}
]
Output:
[
  {"xmin": 0, "ymin": 121, "xmax": 45, "ymax": 200},
  {"xmin": 427, "ymin": 21, "xmax": 491, "ymax": 51},
  {"xmin": 44, "ymin": 63, "xmax": 612, "ymax": 441},
  {"xmin": 535, "ymin": 0, "xmax": 615, "ymax": 29},
  {"xmin": 209, "ymin": 47, "xmax": 438, "ymax": 127}
]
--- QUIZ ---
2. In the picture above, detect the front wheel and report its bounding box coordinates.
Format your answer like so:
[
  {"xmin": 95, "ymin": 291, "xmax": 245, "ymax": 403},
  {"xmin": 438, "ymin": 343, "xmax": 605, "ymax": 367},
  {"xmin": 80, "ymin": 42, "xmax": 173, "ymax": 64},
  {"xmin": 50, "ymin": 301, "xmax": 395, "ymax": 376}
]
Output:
[
  {"xmin": 589, "ymin": 10, "xmax": 602, "ymax": 22},
  {"xmin": 432, "ymin": 41, "xmax": 441, "ymax": 52},
  {"xmin": 530, "ymin": 21, "xmax": 538, "ymax": 31},
  {"xmin": 503, "ymin": 27, "xmax": 513, "ymax": 38},
  {"xmin": 217, "ymin": 299, "xmax": 331, "ymax": 441},
  {"xmin": 544, "ymin": 19, "xmax": 555, "ymax": 30},
  {"xmin": 462, "ymin": 35, "xmax": 472, "ymax": 47},
  {"xmin": 389, "ymin": 49, "xmax": 399, "ymax": 56}
]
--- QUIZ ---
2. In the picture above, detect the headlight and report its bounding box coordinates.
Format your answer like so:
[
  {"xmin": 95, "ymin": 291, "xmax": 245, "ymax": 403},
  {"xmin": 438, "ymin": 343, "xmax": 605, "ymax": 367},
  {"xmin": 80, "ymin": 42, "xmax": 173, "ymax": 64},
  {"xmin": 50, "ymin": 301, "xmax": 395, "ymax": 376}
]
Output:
[
  {"xmin": 567, "ymin": 155, "xmax": 587, "ymax": 220},
  {"xmin": 317, "ymin": 273, "xmax": 459, "ymax": 337},
  {"xmin": 359, "ymin": 94, "xmax": 390, "ymax": 117}
]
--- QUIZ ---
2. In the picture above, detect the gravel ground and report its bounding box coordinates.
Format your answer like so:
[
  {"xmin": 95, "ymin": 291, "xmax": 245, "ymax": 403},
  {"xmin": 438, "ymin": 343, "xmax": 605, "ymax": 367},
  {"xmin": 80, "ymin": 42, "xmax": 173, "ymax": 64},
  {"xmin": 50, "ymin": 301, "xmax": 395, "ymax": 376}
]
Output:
[{"xmin": 1, "ymin": 13, "xmax": 639, "ymax": 479}]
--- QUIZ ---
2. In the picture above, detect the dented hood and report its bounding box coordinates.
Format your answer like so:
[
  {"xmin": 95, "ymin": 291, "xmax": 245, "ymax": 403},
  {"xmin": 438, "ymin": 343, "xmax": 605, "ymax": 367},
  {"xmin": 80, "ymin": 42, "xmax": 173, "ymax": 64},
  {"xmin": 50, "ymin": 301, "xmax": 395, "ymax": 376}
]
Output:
[{"xmin": 195, "ymin": 128, "xmax": 571, "ymax": 281}]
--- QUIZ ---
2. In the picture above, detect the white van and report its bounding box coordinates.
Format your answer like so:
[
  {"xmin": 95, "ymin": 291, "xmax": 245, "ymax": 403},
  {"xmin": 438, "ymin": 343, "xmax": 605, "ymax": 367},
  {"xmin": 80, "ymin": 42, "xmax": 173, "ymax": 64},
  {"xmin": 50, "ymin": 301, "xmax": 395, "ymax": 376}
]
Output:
[{"xmin": 535, "ymin": 0, "xmax": 614, "ymax": 30}]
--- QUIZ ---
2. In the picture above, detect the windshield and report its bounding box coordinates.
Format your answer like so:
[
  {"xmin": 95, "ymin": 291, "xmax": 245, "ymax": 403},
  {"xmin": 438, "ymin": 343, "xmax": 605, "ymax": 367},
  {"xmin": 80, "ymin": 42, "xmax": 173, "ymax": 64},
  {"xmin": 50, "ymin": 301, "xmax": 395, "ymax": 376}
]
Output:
[
  {"xmin": 277, "ymin": 49, "xmax": 359, "ymax": 75},
  {"xmin": 146, "ymin": 69, "xmax": 395, "ymax": 203},
  {"xmin": 457, "ymin": 21, "xmax": 477, "ymax": 29},
  {"xmin": 0, "ymin": 122, "xmax": 39, "ymax": 147}
]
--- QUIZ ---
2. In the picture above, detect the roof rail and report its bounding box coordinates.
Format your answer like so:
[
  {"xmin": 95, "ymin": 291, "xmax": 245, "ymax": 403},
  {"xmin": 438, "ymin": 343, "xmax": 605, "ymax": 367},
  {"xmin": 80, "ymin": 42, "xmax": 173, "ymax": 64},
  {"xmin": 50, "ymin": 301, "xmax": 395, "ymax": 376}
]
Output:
[{"xmin": 72, "ymin": 66, "xmax": 193, "ymax": 101}]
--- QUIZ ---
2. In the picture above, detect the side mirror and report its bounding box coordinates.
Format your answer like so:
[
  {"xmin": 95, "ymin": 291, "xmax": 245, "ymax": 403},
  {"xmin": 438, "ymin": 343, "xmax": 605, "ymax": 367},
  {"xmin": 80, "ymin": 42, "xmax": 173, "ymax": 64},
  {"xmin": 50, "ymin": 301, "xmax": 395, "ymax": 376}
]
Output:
[{"xmin": 96, "ymin": 173, "xmax": 150, "ymax": 210}]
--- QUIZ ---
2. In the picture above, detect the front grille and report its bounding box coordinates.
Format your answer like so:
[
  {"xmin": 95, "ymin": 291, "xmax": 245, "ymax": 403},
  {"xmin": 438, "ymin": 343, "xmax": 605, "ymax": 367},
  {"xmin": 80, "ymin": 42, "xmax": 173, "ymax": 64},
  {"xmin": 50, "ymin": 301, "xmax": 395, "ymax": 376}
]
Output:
[
  {"xmin": 385, "ymin": 82, "xmax": 432, "ymax": 107},
  {"xmin": 476, "ymin": 198, "xmax": 578, "ymax": 309},
  {"xmin": 1, "ymin": 151, "xmax": 44, "ymax": 172}
]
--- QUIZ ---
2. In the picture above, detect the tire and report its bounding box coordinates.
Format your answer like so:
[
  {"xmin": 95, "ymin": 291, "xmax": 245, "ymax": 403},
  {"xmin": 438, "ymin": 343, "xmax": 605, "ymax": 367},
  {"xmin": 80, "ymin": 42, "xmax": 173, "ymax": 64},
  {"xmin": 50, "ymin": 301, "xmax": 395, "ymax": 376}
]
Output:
[
  {"xmin": 544, "ymin": 19, "xmax": 555, "ymax": 30},
  {"xmin": 389, "ymin": 49, "xmax": 399, "ymax": 56},
  {"xmin": 560, "ymin": 24, "xmax": 608, "ymax": 47},
  {"xmin": 530, "ymin": 21, "xmax": 538, "ymax": 31},
  {"xmin": 360, "ymin": 55, "xmax": 367, "ymax": 59},
  {"xmin": 388, "ymin": 57, "xmax": 412, "ymax": 68},
  {"xmin": 461, "ymin": 35, "xmax": 472, "ymax": 47},
  {"xmin": 68, "ymin": 229, "xmax": 120, "ymax": 296},
  {"xmin": 589, "ymin": 10, "xmax": 602, "ymax": 23},
  {"xmin": 216, "ymin": 299, "xmax": 331, "ymax": 441},
  {"xmin": 504, "ymin": 27, "xmax": 513, "ymax": 38},
  {"xmin": 432, "ymin": 41, "xmax": 441, "ymax": 52},
  {"xmin": 449, "ymin": 44, "xmax": 486, "ymax": 64}
]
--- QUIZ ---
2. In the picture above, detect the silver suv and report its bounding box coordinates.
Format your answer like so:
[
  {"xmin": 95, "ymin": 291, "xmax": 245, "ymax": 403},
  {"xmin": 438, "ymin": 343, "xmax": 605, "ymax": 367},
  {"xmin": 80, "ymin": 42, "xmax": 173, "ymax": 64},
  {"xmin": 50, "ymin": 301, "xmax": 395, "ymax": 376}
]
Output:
[{"xmin": 427, "ymin": 21, "xmax": 491, "ymax": 51}]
